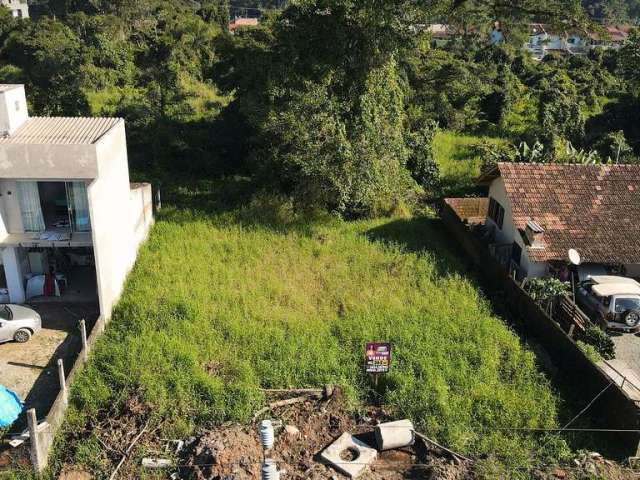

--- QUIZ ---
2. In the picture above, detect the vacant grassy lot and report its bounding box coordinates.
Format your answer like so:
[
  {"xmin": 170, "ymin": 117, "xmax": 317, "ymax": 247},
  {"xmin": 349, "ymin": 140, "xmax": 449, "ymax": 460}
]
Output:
[
  {"xmin": 433, "ymin": 131, "xmax": 507, "ymax": 196},
  {"xmin": 43, "ymin": 183, "xmax": 561, "ymax": 477}
]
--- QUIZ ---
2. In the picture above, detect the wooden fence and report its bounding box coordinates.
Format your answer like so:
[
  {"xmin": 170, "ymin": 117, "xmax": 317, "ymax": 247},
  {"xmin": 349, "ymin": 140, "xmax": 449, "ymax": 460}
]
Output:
[{"xmin": 441, "ymin": 198, "xmax": 640, "ymax": 457}]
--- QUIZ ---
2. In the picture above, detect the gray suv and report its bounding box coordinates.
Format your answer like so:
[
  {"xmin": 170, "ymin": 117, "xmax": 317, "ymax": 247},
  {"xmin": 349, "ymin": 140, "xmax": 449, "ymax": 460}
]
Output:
[
  {"xmin": 0, "ymin": 305, "xmax": 42, "ymax": 343},
  {"xmin": 576, "ymin": 276, "xmax": 640, "ymax": 332}
]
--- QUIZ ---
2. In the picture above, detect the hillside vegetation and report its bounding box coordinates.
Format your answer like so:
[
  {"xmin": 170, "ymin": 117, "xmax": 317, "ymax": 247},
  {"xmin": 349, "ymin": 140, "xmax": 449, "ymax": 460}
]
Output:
[
  {"xmin": 433, "ymin": 131, "xmax": 507, "ymax": 196},
  {"xmin": 45, "ymin": 184, "xmax": 560, "ymax": 477}
]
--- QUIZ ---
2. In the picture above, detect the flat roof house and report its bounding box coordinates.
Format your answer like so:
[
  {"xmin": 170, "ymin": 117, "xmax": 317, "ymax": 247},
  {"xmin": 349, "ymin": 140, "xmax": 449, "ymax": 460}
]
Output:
[
  {"xmin": 0, "ymin": 0, "xmax": 28, "ymax": 18},
  {"xmin": 478, "ymin": 162, "xmax": 640, "ymax": 279},
  {"xmin": 0, "ymin": 85, "xmax": 152, "ymax": 318}
]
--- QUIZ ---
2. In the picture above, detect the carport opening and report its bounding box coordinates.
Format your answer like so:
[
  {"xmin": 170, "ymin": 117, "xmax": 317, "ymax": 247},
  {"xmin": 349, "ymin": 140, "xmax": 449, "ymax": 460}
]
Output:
[{"xmin": 25, "ymin": 247, "xmax": 97, "ymax": 303}]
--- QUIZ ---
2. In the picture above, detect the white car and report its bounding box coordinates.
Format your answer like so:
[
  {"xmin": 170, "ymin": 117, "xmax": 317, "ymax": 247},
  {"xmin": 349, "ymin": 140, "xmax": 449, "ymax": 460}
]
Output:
[
  {"xmin": 576, "ymin": 276, "xmax": 640, "ymax": 332},
  {"xmin": 0, "ymin": 305, "xmax": 42, "ymax": 343}
]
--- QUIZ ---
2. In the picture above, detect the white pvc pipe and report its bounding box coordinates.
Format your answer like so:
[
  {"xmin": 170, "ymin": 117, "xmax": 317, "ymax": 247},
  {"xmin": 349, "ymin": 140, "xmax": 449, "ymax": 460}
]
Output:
[{"xmin": 374, "ymin": 419, "xmax": 415, "ymax": 451}]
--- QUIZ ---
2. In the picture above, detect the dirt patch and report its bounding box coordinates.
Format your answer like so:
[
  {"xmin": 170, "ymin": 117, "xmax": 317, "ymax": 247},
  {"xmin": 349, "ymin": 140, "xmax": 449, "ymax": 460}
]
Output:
[
  {"xmin": 178, "ymin": 390, "xmax": 472, "ymax": 480},
  {"xmin": 0, "ymin": 302, "xmax": 99, "ymax": 419},
  {"xmin": 48, "ymin": 391, "xmax": 639, "ymax": 480}
]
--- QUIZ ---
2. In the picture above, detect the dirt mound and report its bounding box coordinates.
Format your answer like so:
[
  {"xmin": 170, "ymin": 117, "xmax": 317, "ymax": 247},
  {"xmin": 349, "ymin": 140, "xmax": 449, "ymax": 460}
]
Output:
[{"xmin": 178, "ymin": 390, "xmax": 473, "ymax": 480}]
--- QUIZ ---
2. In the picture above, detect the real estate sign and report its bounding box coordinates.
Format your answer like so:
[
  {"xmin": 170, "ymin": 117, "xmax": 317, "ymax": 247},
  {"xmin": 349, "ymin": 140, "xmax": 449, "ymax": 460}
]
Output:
[{"xmin": 365, "ymin": 342, "xmax": 391, "ymax": 374}]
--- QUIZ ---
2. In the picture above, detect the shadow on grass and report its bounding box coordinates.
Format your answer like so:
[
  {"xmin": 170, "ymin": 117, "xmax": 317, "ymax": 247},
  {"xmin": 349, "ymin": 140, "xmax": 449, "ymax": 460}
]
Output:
[
  {"xmin": 365, "ymin": 217, "xmax": 630, "ymax": 460},
  {"xmin": 364, "ymin": 217, "xmax": 472, "ymax": 279},
  {"xmin": 157, "ymin": 176, "xmax": 324, "ymax": 237}
]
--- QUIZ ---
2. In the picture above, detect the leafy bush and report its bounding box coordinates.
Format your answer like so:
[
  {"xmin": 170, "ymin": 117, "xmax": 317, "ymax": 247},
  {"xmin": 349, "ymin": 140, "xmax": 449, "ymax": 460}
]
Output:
[
  {"xmin": 577, "ymin": 340, "xmax": 603, "ymax": 363},
  {"xmin": 581, "ymin": 325, "xmax": 616, "ymax": 360},
  {"xmin": 525, "ymin": 278, "xmax": 570, "ymax": 313}
]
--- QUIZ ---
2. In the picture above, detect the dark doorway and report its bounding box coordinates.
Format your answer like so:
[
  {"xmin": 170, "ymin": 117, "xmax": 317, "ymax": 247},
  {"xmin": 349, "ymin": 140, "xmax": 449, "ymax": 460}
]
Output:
[{"xmin": 37, "ymin": 182, "xmax": 69, "ymax": 230}]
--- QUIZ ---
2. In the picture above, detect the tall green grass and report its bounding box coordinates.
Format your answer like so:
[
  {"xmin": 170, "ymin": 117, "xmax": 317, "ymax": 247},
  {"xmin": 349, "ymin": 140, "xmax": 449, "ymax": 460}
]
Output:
[
  {"xmin": 51, "ymin": 190, "xmax": 560, "ymax": 477},
  {"xmin": 433, "ymin": 131, "xmax": 507, "ymax": 196}
]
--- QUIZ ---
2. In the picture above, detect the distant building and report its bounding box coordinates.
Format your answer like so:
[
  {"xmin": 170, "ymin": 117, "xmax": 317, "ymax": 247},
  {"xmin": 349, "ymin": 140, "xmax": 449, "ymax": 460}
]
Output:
[
  {"xmin": 425, "ymin": 23, "xmax": 480, "ymax": 47},
  {"xmin": 588, "ymin": 25, "xmax": 632, "ymax": 49},
  {"xmin": 0, "ymin": 0, "xmax": 28, "ymax": 19},
  {"xmin": 524, "ymin": 23, "xmax": 632, "ymax": 61},
  {"xmin": 228, "ymin": 17, "xmax": 259, "ymax": 33}
]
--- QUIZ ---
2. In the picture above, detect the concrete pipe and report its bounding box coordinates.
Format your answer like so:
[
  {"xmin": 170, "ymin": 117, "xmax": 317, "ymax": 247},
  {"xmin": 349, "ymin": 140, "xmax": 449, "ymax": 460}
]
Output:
[{"xmin": 374, "ymin": 419, "xmax": 415, "ymax": 451}]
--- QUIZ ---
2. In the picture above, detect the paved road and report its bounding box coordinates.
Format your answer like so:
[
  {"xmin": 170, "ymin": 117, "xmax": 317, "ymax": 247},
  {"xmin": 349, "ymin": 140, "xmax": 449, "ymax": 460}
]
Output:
[{"xmin": 603, "ymin": 333, "xmax": 640, "ymax": 400}]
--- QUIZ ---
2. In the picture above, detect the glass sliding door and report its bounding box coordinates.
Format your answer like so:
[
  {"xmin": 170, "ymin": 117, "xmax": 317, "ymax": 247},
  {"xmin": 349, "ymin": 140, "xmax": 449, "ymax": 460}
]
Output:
[
  {"xmin": 17, "ymin": 181, "xmax": 45, "ymax": 232},
  {"xmin": 66, "ymin": 182, "xmax": 91, "ymax": 232}
]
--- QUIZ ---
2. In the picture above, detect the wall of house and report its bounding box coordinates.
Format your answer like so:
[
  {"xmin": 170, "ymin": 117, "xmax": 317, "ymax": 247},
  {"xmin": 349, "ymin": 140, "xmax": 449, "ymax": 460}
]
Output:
[
  {"xmin": 0, "ymin": 86, "xmax": 28, "ymax": 134},
  {"xmin": 0, "ymin": 144, "xmax": 98, "ymax": 179},
  {"xmin": 130, "ymin": 183, "xmax": 154, "ymax": 248},
  {"xmin": 487, "ymin": 177, "xmax": 549, "ymax": 278},
  {"xmin": 88, "ymin": 122, "xmax": 151, "ymax": 318},
  {"xmin": 487, "ymin": 177, "xmax": 516, "ymax": 244},
  {"xmin": 0, "ymin": 180, "xmax": 24, "ymax": 235}
]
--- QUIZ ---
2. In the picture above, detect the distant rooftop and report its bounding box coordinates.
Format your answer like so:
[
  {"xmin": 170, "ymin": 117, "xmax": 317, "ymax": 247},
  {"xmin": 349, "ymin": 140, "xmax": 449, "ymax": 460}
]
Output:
[
  {"xmin": 0, "ymin": 117, "xmax": 122, "ymax": 145},
  {"xmin": 228, "ymin": 17, "xmax": 259, "ymax": 32}
]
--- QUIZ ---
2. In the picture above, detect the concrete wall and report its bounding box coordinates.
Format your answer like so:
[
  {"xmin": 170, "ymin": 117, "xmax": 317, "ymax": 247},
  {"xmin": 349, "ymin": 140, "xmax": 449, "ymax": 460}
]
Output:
[
  {"xmin": 0, "ymin": 144, "xmax": 98, "ymax": 179},
  {"xmin": 0, "ymin": 180, "xmax": 24, "ymax": 234},
  {"xmin": 89, "ymin": 122, "xmax": 150, "ymax": 318},
  {"xmin": 130, "ymin": 183, "xmax": 154, "ymax": 248},
  {"xmin": 0, "ymin": 86, "xmax": 28, "ymax": 134}
]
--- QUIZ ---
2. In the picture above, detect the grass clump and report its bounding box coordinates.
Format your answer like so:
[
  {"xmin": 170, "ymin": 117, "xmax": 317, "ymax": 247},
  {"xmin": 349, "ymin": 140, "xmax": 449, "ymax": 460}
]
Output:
[
  {"xmin": 54, "ymin": 189, "xmax": 560, "ymax": 476},
  {"xmin": 433, "ymin": 130, "xmax": 507, "ymax": 197}
]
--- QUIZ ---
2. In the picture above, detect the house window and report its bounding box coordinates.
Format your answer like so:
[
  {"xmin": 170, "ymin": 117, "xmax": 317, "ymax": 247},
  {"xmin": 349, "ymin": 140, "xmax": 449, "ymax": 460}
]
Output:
[{"xmin": 488, "ymin": 197, "xmax": 505, "ymax": 229}]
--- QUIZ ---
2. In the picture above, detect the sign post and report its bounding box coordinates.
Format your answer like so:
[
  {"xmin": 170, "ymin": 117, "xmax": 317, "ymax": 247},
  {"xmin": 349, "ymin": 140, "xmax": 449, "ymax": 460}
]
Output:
[{"xmin": 365, "ymin": 342, "xmax": 391, "ymax": 387}]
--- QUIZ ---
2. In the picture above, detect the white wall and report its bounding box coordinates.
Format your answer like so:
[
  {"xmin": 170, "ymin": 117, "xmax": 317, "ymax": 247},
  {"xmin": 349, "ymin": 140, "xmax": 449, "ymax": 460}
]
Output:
[
  {"xmin": 0, "ymin": 86, "xmax": 28, "ymax": 135},
  {"xmin": 487, "ymin": 177, "xmax": 548, "ymax": 278},
  {"xmin": 2, "ymin": 246, "xmax": 24, "ymax": 303},
  {"xmin": 0, "ymin": 180, "xmax": 24, "ymax": 235},
  {"xmin": 130, "ymin": 184, "xmax": 154, "ymax": 248},
  {"xmin": 487, "ymin": 177, "xmax": 516, "ymax": 244},
  {"xmin": 0, "ymin": 144, "xmax": 99, "ymax": 179},
  {"xmin": 89, "ymin": 121, "xmax": 151, "ymax": 318}
]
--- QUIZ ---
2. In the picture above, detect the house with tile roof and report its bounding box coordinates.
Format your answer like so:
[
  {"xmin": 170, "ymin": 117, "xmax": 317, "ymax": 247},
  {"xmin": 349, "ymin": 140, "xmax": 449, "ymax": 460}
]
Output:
[
  {"xmin": 228, "ymin": 17, "xmax": 259, "ymax": 33},
  {"xmin": 0, "ymin": 85, "xmax": 153, "ymax": 317},
  {"xmin": 478, "ymin": 162, "xmax": 640, "ymax": 279}
]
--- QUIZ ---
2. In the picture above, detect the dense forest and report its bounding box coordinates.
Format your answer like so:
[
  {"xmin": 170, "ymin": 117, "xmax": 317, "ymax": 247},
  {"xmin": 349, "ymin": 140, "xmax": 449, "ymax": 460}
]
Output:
[{"xmin": 0, "ymin": 0, "xmax": 638, "ymax": 216}]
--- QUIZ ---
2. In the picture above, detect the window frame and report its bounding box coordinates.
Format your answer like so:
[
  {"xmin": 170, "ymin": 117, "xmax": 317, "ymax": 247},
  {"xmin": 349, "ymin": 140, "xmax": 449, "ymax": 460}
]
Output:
[{"xmin": 488, "ymin": 197, "xmax": 505, "ymax": 229}]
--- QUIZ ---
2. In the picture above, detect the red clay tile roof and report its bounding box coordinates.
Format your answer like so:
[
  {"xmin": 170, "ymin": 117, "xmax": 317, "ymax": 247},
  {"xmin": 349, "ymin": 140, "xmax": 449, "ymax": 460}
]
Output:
[{"xmin": 496, "ymin": 162, "xmax": 640, "ymax": 265}]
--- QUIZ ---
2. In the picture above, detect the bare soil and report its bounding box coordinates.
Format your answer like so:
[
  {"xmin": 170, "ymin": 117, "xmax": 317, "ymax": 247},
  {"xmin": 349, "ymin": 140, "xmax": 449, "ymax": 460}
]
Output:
[
  {"xmin": 46, "ymin": 391, "xmax": 640, "ymax": 480},
  {"xmin": 178, "ymin": 389, "xmax": 472, "ymax": 480}
]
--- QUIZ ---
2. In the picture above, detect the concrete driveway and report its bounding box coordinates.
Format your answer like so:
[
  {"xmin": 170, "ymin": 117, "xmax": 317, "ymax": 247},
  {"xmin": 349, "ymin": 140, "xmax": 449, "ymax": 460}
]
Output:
[
  {"xmin": 0, "ymin": 303, "xmax": 98, "ymax": 420},
  {"xmin": 599, "ymin": 333, "xmax": 640, "ymax": 401}
]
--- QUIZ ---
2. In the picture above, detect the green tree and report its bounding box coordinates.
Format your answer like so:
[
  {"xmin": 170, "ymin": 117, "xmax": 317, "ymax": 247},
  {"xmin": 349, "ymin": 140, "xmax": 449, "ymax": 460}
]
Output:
[
  {"xmin": 619, "ymin": 28, "xmax": 640, "ymax": 96},
  {"xmin": 0, "ymin": 17, "xmax": 89, "ymax": 115}
]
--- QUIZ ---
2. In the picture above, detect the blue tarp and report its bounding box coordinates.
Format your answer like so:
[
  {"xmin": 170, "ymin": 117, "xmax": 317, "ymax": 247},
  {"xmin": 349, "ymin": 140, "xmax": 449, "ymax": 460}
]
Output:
[{"xmin": 0, "ymin": 385, "xmax": 23, "ymax": 428}]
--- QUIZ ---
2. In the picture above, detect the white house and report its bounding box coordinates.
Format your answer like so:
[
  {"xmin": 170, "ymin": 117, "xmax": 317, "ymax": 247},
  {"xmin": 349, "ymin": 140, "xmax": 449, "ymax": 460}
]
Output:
[
  {"xmin": 0, "ymin": 85, "xmax": 153, "ymax": 318},
  {"xmin": 479, "ymin": 162, "xmax": 640, "ymax": 279},
  {"xmin": 524, "ymin": 23, "xmax": 631, "ymax": 60},
  {"xmin": 1, "ymin": 0, "xmax": 28, "ymax": 18},
  {"xmin": 524, "ymin": 24, "xmax": 590, "ymax": 60}
]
